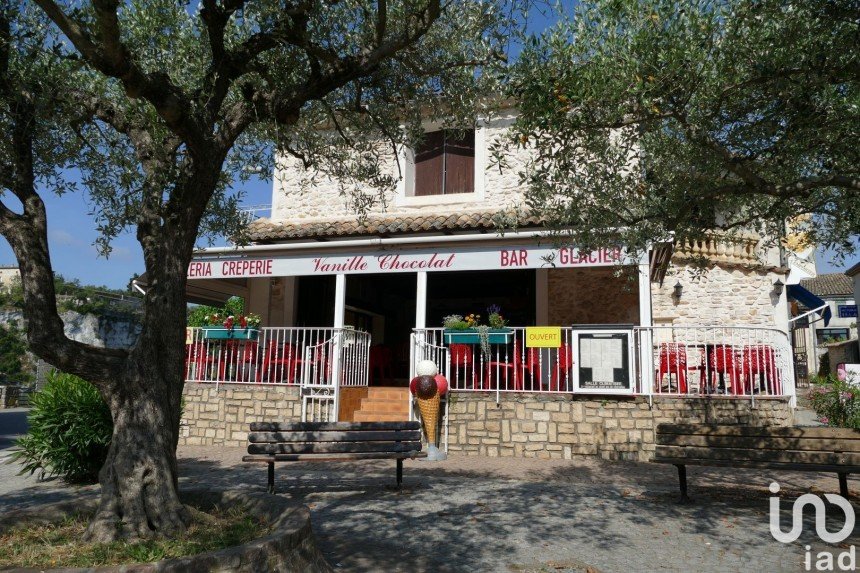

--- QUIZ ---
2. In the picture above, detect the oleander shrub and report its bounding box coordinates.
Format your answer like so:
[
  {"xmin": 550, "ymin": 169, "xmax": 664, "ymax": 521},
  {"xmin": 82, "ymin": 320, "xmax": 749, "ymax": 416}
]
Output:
[
  {"xmin": 807, "ymin": 375, "xmax": 860, "ymax": 430},
  {"xmin": 11, "ymin": 371, "xmax": 112, "ymax": 483}
]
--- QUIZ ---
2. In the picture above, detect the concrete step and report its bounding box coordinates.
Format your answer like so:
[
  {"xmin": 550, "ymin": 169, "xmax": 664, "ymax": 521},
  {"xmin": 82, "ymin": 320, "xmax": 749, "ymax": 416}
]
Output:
[
  {"xmin": 357, "ymin": 398, "xmax": 410, "ymax": 414},
  {"xmin": 366, "ymin": 387, "xmax": 410, "ymax": 401},
  {"xmin": 352, "ymin": 411, "xmax": 412, "ymax": 422}
]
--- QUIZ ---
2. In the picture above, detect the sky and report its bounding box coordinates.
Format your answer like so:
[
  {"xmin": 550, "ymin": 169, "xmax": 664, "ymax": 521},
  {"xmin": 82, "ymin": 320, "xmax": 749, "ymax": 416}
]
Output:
[{"xmin": 0, "ymin": 3, "xmax": 856, "ymax": 290}]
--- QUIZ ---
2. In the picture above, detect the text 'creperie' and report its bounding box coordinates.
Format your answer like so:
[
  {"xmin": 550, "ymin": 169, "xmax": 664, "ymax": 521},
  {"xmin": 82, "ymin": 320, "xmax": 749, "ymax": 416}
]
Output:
[{"xmin": 187, "ymin": 259, "xmax": 273, "ymax": 278}]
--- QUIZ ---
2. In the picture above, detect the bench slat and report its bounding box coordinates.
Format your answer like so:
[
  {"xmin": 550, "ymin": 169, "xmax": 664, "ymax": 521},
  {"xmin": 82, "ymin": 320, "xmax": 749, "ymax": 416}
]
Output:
[
  {"xmin": 656, "ymin": 433, "xmax": 860, "ymax": 453},
  {"xmin": 274, "ymin": 451, "xmax": 426, "ymax": 462},
  {"xmin": 652, "ymin": 456, "xmax": 860, "ymax": 474},
  {"xmin": 248, "ymin": 440, "xmax": 423, "ymax": 455},
  {"xmin": 249, "ymin": 421, "xmax": 419, "ymax": 432},
  {"xmin": 248, "ymin": 430, "xmax": 422, "ymax": 444},
  {"xmin": 242, "ymin": 451, "xmax": 427, "ymax": 463},
  {"xmin": 656, "ymin": 424, "xmax": 860, "ymax": 440},
  {"xmin": 655, "ymin": 445, "xmax": 860, "ymax": 466}
]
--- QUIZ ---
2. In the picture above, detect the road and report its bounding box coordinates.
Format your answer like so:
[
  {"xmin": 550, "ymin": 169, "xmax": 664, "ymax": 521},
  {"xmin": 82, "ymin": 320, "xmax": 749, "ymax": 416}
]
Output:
[{"xmin": 0, "ymin": 407, "xmax": 28, "ymax": 452}]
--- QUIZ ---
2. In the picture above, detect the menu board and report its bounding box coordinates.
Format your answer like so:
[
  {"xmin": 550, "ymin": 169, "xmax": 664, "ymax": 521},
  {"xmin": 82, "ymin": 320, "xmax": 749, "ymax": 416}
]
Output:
[{"xmin": 572, "ymin": 329, "xmax": 635, "ymax": 394}]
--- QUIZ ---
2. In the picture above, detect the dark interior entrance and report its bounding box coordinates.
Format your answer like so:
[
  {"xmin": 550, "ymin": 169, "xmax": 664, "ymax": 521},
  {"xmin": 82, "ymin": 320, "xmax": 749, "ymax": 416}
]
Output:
[
  {"xmin": 426, "ymin": 269, "xmax": 536, "ymax": 327},
  {"xmin": 295, "ymin": 269, "xmax": 536, "ymax": 385}
]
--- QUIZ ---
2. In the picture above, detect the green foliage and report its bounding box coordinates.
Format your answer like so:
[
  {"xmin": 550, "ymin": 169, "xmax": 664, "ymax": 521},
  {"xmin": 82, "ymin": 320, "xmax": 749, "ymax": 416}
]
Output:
[
  {"xmin": 0, "ymin": 321, "xmax": 32, "ymax": 385},
  {"xmin": 186, "ymin": 297, "xmax": 245, "ymax": 327},
  {"xmin": 807, "ymin": 375, "xmax": 860, "ymax": 430},
  {"xmin": 508, "ymin": 0, "xmax": 859, "ymax": 259},
  {"xmin": 819, "ymin": 353, "xmax": 832, "ymax": 378},
  {"xmin": 11, "ymin": 371, "xmax": 112, "ymax": 484},
  {"xmin": 0, "ymin": 275, "xmax": 142, "ymax": 318}
]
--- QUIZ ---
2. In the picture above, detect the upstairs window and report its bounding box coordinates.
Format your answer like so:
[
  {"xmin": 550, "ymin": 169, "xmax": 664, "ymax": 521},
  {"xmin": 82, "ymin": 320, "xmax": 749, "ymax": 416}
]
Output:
[{"xmin": 413, "ymin": 129, "xmax": 475, "ymax": 196}]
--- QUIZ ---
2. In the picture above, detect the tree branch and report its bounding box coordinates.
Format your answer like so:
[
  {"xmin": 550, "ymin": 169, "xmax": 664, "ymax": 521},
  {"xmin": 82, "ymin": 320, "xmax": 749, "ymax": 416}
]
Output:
[{"xmin": 34, "ymin": 0, "xmax": 205, "ymax": 147}]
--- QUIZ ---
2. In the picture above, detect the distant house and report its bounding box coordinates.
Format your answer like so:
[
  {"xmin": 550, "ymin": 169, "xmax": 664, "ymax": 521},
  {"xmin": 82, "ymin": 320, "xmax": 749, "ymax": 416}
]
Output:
[
  {"xmin": 798, "ymin": 272, "xmax": 858, "ymax": 374},
  {"xmin": 0, "ymin": 265, "xmax": 19, "ymax": 291}
]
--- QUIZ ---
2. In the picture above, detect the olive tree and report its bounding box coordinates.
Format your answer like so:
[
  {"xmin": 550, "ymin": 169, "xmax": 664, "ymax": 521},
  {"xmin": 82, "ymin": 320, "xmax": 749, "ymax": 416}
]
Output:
[
  {"xmin": 0, "ymin": 0, "xmax": 523, "ymax": 541},
  {"xmin": 506, "ymin": 0, "xmax": 859, "ymax": 258}
]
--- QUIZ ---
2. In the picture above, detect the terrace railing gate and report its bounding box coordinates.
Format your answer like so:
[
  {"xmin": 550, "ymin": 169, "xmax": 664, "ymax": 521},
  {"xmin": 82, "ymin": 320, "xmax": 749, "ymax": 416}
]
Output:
[{"xmin": 301, "ymin": 328, "xmax": 372, "ymax": 423}]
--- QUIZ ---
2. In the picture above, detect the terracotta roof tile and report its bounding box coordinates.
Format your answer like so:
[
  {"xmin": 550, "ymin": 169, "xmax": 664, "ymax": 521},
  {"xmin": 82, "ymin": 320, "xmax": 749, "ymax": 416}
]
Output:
[
  {"xmin": 800, "ymin": 273, "xmax": 854, "ymax": 297},
  {"xmin": 246, "ymin": 211, "xmax": 542, "ymax": 243}
]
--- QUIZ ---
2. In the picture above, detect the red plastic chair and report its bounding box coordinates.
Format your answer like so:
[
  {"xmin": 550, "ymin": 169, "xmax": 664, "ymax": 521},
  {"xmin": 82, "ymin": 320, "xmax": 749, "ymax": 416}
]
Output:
[
  {"xmin": 656, "ymin": 343, "xmax": 688, "ymax": 394},
  {"xmin": 484, "ymin": 340, "xmax": 537, "ymax": 390},
  {"xmin": 369, "ymin": 345, "xmax": 394, "ymax": 383},
  {"xmin": 260, "ymin": 341, "xmax": 303, "ymax": 383},
  {"xmin": 550, "ymin": 344, "xmax": 574, "ymax": 391},
  {"xmin": 742, "ymin": 345, "xmax": 781, "ymax": 395},
  {"xmin": 449, "ymin": 344, "xmax": 477, "ymax": 389},
  {"xmin": 707, "ymin": 345, "xmax": 742, "ymax": 394},
  {"xmin": 186, "ymin": 343, "xmax": 217, "ymax": 381}
]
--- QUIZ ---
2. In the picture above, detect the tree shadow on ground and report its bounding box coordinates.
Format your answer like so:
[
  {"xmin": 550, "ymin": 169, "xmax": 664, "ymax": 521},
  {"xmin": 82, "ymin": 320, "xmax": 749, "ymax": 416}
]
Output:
[{"xmin": 177, "ymin": 454, "xmax": 859, "ymax": 572}]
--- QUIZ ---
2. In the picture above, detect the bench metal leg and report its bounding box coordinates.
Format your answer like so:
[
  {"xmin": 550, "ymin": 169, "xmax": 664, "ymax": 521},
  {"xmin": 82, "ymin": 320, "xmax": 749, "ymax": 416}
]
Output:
[
  {"xmin": 268, "ymin": 462, "xmax": 275, "ymax": 494},
  {"xmin": 675, "ymin": 464, "xmax": 690, "ymax": 502},
  {"xmin": 838, "ymin": 472, "xmax": 849, "ymax": 499},
  {"xmin": 396, "ymin": 458, "xmax": 403, "ymax": 488}
]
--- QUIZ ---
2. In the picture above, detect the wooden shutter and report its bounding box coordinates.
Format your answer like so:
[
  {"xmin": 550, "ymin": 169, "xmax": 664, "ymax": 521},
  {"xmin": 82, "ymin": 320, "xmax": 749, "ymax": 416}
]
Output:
[
  {"xmin": 414, "ymin": 131, "xmax": 444, "ymax": 196},
  {"xmin": 443, "ymin": 130, "xmax": 474, "ymax": 195}
]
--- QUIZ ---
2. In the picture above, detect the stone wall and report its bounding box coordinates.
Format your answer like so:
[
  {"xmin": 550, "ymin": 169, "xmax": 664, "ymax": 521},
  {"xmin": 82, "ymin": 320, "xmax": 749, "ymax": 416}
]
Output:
[
  {"xmin": 271, "ymin": 112, "xmax": 526, "ymax": 221},
  {"xmin": 445, "ymin": 392, "xmax": 793, "ymax": 462},
  {"xmin": 652, "ymin": 263, "xmax": 785, "ymax": 327},
  {"xmin": 180, "ymin": 383, "xmax": 302, "ymax": 446},
  {"xmin": 0, "ymin": 309, "xmax": 141, "ymax": 349},
  {"xmin": 547, "ymin": 267, "xmax": 639, "ymax": 325}
]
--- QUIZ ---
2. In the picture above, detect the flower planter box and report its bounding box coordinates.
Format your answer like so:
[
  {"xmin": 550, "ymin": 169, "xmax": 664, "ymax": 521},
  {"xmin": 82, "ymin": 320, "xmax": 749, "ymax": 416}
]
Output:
[
  {"xmin": 201, "ymin": 327, "xmax": 260, "ymax": 341},
  {"xmin": 443, "ymin": 328, "xmax": 512, "ymax": 345}
]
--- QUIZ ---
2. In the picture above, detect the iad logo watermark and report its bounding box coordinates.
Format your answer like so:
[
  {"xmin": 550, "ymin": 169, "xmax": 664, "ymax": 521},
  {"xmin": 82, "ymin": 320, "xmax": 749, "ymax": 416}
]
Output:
[{"xmin": 769, "ymin": 482, "xmax": 856, "ymax": 571}]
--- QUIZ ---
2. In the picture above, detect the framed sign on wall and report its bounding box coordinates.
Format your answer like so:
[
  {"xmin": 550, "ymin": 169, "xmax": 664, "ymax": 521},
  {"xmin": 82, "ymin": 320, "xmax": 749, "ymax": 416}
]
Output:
[{"xmin": 570, "ymin": 327, "xmax": 635, "ymax": 395}]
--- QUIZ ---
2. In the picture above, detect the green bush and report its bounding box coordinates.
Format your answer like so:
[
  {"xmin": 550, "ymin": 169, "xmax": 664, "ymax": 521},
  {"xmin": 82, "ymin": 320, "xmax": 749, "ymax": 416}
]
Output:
[
  {"xmin": 11, "ymin": 371, "xmax": 112, "ymax": 483},
  {"xmin": 807, "ymin": 375, "xmax": 860, "ymax": 430},
  {"xmin": 187, "ymin": 296, "xmax": 245, "ymax": 327}
]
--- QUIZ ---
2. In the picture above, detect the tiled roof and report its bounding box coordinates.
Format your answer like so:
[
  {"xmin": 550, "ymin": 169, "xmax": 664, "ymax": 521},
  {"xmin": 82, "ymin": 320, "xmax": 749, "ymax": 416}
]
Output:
[
  {"xmin": 800, "ymin": 273, "xmax": 855, "ymax": 297},
  {"xmin": 247, "ymin": 211, "xmax": 543, "ymax": 242}
]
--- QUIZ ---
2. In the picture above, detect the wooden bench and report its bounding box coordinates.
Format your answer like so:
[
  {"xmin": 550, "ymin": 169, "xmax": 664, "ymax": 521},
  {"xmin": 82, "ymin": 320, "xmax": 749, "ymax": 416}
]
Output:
[
  {"xmin": 654, "ymin": 423, "xmax": 860, "ymax": 501},
  {"xmin": 241, "ymin": 421, "xmax": 427, "ymax": 493}
]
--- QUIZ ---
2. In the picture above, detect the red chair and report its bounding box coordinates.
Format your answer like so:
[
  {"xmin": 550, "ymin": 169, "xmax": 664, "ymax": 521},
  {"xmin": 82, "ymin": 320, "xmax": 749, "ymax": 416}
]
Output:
[
  {"xmin": 369, "ymin": 345, "xmax": 394, "ymax": 383},
  {"xmin": 707, "ymin": 345, "xmax": 742, "ymax": 394},
  {"xmin": 260, "ymin": 341, "xmax": 304, "ymax": 383},
  {"xmin": 484, "ymin": 340, "xmax": 538, "ymax": 390},
  {"xmin": 449, "ymin": 344, "xmax": 477, "ymax": 389},
  {"xmin": 742, "ymin": 345, "xmax": 781, "ymax": 395},
  {"xmin": 186, "ymin": 343, "xmax": 217, "ymax": 381},
  {"xmin": 550, "ymin": 344, "xmax": 574, "ymax": 391},
  {"xmin": 656, "ymin": 343, "xmax": 688, "ymax": 394}
]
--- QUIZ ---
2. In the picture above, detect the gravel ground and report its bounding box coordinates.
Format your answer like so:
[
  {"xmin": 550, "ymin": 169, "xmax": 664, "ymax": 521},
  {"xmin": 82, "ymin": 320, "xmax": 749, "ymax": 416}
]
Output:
[{"xmin": 2, "ymin": 445, "xmax": 857, "ymax": 572}]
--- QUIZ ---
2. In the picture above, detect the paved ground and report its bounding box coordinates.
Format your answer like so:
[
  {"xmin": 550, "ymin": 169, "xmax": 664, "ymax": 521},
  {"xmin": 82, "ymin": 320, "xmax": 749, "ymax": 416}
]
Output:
[{"xmin": 3, "ymin": 443, "xmax": 856, "ymax": 572}]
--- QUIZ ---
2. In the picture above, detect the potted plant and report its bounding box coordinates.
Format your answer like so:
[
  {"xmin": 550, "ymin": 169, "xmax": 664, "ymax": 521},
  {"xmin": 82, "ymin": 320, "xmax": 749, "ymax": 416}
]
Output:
[
  {"xmin": 201, "ymin": 312, "xmax": 262, "ymax": 340},
  {"xmin": 442, "ymin": 305, "xmax": 512, "ymax": 352}
]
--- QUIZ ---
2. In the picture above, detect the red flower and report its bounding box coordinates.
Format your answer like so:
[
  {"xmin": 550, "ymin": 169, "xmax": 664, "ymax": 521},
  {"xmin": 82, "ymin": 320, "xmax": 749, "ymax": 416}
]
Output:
[{"xmin": 239, "ymin": 316, "xmax": 248, "ymax": 329}]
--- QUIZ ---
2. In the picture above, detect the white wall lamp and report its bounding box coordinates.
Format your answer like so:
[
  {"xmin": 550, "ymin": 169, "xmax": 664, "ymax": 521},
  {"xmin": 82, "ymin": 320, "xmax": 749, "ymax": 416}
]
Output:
[{"xmin": 772, "ymin": 278, "xmax": 785, "ymax": 297}]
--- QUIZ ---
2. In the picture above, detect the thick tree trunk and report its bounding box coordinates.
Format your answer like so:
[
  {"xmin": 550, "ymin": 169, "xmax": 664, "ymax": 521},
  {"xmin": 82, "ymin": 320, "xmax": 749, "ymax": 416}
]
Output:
[{"xmin": 86, "ymin": 265, "xmax": 191, "ymax": 542}]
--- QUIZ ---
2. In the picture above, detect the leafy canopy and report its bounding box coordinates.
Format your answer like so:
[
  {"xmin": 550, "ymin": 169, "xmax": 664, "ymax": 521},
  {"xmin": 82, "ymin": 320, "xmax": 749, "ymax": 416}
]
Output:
[{"xmin": 507, "ymin": 0, "xmax": 859, "ymax": 258}]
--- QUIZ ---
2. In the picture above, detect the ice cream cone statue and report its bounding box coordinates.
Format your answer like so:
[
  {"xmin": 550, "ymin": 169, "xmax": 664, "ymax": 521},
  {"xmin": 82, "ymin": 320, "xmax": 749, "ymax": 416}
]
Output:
[{"xmin": 410, "ymin": 360, "xmax": 448, "ymax": 461}]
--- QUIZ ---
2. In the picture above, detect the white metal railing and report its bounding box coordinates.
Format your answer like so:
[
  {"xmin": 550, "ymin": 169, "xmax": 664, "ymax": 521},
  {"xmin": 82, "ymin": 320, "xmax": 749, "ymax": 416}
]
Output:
[
  {"xmin": 412, "ymin": 325, "xmax": 795, "ymax": 403},
  {"xmin": 184, "ymin": 327, "xmax": 371, "ymax": 387},
  {"xmin": 634, "ymin": 325, "xmax": 795, "ymax": 403},
  {"xmin": 413, "ymin": 328, "xmax": 579, "ymax": 394}
]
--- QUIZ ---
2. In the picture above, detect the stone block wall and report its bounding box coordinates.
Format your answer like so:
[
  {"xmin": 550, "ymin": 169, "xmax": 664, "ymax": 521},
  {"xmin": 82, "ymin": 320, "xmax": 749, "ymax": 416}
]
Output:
[
  {"xmin": 445, "ymin": 392, "xmax": 793, "ymax": 462},
  {"xmin": 271, "ymin": 112, "xmax": 525, "ymax": 221},
  {"xmin": 180, "ymin": 383, "xmax": 302, "ymax": 446},
  {"xmin": 547, "ymin": 267, "xmax": 639, "ymax": 325},
  {"xmin": 652, "ymin": 263, "xmax": 784, "ymax": 327}
]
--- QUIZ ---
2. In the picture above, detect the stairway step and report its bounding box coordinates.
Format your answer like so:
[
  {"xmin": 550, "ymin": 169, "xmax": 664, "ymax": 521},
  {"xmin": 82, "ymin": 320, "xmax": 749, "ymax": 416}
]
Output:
[
  {"xmin": 357, "ymin": 403, "xmax": 410, "ymax": 414},
  {"xmin": 352, "ymin": 412, "xmax": 412, "ymax": 422}
]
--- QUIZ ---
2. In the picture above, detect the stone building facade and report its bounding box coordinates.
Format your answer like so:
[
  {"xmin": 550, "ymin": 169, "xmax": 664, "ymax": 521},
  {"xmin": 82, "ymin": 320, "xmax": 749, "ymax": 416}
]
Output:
[{"xmin": 176, "ymin": 106, "xmax": 798, "ymax": 462}]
